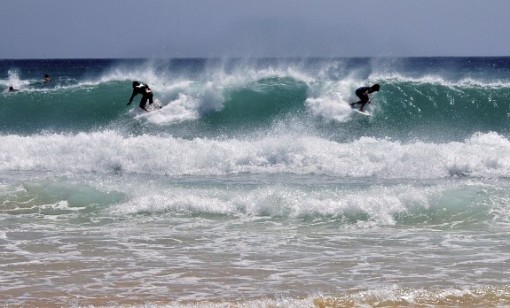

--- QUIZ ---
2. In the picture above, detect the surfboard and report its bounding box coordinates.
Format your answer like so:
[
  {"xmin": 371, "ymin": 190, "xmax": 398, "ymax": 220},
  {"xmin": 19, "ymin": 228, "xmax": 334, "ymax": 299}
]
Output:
[
  {"xmin": 145, "ymin": 99, "xmax": 163, "ymax": 112},
  {"xmin": 129, "ymin": 100, "xmax": 163, "ymax": 117},
  {"xmin": 351, "ymin": 108, "xmax": 371, "ymax": 116},
  {"xmin": 350, "ymin": 102, "xmax": 371, "ymax": 116},
  {"xmin": 146, "ymin": 104, "xmax": 162, "ymax": 112}
]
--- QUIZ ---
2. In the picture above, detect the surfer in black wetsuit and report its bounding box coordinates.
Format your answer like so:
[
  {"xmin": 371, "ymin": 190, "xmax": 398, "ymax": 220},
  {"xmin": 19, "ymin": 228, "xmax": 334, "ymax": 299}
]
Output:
[
  {"xmin": 127, "ymin": 81, "xmax": 154, "ymax": 112},
  {"xmin": 351, "ymin": 84, "xmax": 380, "ymax": 112}
]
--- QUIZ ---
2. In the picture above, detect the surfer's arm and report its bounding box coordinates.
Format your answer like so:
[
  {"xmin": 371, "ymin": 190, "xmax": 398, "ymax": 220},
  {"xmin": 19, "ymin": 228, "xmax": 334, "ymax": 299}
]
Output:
[{"xmin": 127, "ymin": 90, "xmax": 137, "ymax": 105}]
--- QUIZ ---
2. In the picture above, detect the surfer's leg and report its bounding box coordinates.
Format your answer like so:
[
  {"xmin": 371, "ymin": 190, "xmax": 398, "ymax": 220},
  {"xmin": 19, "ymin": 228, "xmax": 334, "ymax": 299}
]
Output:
[
  {"xmin": 139, "ymin": 97, "xmax": 148, "ymax": 109},
  {"xmin": 353, "ymin": 91, "xmax": 368, "ymax": 109},
  {"xmin": 359, "ymin": 102, "xmax": 368, "ymax": 112},
  {"xmin": 147, "ymin": 93, "xmax": 154, "ymax": 105},
  {"xmin": 357, "ymin": 94, "xmax": 369, "ymax": 111}
]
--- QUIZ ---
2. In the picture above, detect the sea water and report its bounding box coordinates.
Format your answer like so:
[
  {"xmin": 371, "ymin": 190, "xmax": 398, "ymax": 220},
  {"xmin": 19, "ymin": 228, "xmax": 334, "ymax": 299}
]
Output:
[{"xmin": 1, "ymin": 58, "xmax": 510, "ymax": 306}]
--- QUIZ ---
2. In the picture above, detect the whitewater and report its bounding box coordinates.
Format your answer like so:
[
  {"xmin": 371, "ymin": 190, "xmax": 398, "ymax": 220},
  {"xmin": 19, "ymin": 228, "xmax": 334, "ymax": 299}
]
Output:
[{"xmin": 1, "ymin": 57, "xmax": 510, "ymax": 306}]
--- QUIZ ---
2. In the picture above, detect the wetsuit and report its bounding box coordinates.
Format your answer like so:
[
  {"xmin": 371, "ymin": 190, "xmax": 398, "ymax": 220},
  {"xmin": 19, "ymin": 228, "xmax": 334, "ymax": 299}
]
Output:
[
  {"xmin": 128, "ymin": 83, "xmax": 153, "ymax": 110},
  {"xmin": 352, "ymin": 86, "xmax": 371, "ymax": 111}
]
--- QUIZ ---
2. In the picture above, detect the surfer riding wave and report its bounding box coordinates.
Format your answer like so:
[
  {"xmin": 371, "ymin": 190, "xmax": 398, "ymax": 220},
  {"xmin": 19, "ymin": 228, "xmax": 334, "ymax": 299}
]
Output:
[
  {"xmin": 127, "ymin": 81, "xmax": 154, "ymax": 112},
  {"xmin": 351, "ymin": 84, "xmax": 380, "ymax": 112}
]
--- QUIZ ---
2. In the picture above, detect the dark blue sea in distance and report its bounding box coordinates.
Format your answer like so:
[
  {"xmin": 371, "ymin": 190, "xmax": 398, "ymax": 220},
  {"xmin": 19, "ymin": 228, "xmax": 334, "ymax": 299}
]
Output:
[{"xmin": 1, "ymin": 58, "xmax": 510, "ymax": 306}]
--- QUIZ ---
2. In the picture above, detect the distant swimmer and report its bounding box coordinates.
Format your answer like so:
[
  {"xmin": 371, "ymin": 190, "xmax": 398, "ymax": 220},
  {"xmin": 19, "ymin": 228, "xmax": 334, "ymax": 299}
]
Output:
[
  {"xmin": 127, "ymin": 81, "xmax": 154, "ymax": 112},
  {"xmin": 350, "ymin": 84, "xmax": 380, "ymax": 112},
  {"xmin": 8, "ymin": 86, "xmax": 18, "ymax": 92},
  {"xmin": 44, "ymin": 73, "xmax": 52, "ymax": 83}
]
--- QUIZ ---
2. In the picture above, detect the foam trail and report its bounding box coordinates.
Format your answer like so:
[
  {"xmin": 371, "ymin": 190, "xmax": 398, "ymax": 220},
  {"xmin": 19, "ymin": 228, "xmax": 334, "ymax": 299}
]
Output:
[{"xmin": 305, "ymin": 78, "xmax": 360, "ymax": 122}]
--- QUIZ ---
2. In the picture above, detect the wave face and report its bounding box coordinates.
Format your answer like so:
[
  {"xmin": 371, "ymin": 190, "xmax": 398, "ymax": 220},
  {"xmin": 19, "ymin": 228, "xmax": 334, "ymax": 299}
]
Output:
[
  {"xmin": 2, "ymin": 57, "xmax": 510, "ymax": 306},
  {"xmin": 2, "ymin": 58, "xmax": 510, "ymax": 139}
]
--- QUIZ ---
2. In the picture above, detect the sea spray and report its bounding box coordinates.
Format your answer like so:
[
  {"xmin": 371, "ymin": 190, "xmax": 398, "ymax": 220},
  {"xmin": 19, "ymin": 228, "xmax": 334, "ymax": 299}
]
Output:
[{"xmin": 2, "ymin": 57, "xmax": 510, "ymax": 306}]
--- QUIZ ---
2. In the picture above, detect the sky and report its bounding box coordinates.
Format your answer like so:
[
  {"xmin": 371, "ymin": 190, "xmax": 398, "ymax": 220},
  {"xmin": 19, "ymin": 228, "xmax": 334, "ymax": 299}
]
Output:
[{"xmin": 1, "ymin": 0, "xmax": 509, "ymax": 59}]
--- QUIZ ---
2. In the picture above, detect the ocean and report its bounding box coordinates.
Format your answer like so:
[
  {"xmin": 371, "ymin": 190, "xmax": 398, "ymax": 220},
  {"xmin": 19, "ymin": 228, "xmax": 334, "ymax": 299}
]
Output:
[{"xmin": 1, "ymin": 57, "xmax": 510, "ymax": 307}]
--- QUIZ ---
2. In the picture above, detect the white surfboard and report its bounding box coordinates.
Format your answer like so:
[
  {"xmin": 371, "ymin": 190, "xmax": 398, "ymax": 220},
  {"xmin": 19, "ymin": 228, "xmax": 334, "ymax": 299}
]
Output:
[
  {"xmin": 129, "ymin": 99, "xmax": 163, "ymax": 117},
  {"xmin": 143, "ymin": 99, "xmax": 163, "ymax": 112},
  {"xmin": 146, "ymin": 102, "xmax": 162, "ymax": 112},
  {"xmin": 351, "ymin": 108, "xmax": 371, "ymax": 116}
]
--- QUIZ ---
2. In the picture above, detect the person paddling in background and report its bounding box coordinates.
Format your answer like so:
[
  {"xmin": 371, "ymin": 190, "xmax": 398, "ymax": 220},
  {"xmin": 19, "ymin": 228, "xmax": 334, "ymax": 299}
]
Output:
[
  {"xmin": 351, "ymin": 84, "xmax": 380, "ymax": 112},
  {"xmin": 43, "ymin": 73, "xmax": 51, "ymax": 83},
  {"xmin": 127, "ymin": 81, "xmax": 155, "ymax": 112},
  {"xmin": 8, "ymin": 86, "xmax": 18, "ymax": 92}
]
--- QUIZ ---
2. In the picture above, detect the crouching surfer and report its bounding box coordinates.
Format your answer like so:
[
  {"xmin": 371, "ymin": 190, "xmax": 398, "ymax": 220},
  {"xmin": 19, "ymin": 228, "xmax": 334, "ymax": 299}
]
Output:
[
  {"xmin": 127, "ymin": 81, "xmax": 154, "ymax": 112},
  {"xmin": 350, "ymin": 84, "xmax": 380, "ymax": 112}
]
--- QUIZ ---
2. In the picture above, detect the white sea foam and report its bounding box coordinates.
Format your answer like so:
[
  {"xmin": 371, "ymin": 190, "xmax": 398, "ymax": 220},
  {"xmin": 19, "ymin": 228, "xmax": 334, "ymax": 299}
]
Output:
[
  {"xmin": 97, "ymin": 59, "xmax": 367, "ymax": 124},
  {"xmin": 110, "ymin": 183, "xmax": 438, "ymax": 226},
  {"xmin": 372, "ymin": 72, "xmax": 510, "ymax": 89},
  {"xmin": 0, "ymin": 70, "xmax": 32, "ymax": 91},
  {"xmin": 4, "ymin": 58, "xmax": 510, "ymax": 307},
  {"xmin": 305, "ymin": 76, "xmax": 364, "ymax": 122},
  {"xmin": 1, "ymin": 131, "xmax": 510, "ymax": 179}
]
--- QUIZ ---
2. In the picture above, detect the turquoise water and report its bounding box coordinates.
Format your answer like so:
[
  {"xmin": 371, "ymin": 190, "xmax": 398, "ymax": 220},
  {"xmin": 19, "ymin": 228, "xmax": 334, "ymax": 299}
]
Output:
[
  {"xmin": 1, "ymin": 58, "xmax": 510, "ymax": 306},
  {"xmin": 2, "ymin": 58, "xmax": 510, "ymax": 138}
]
